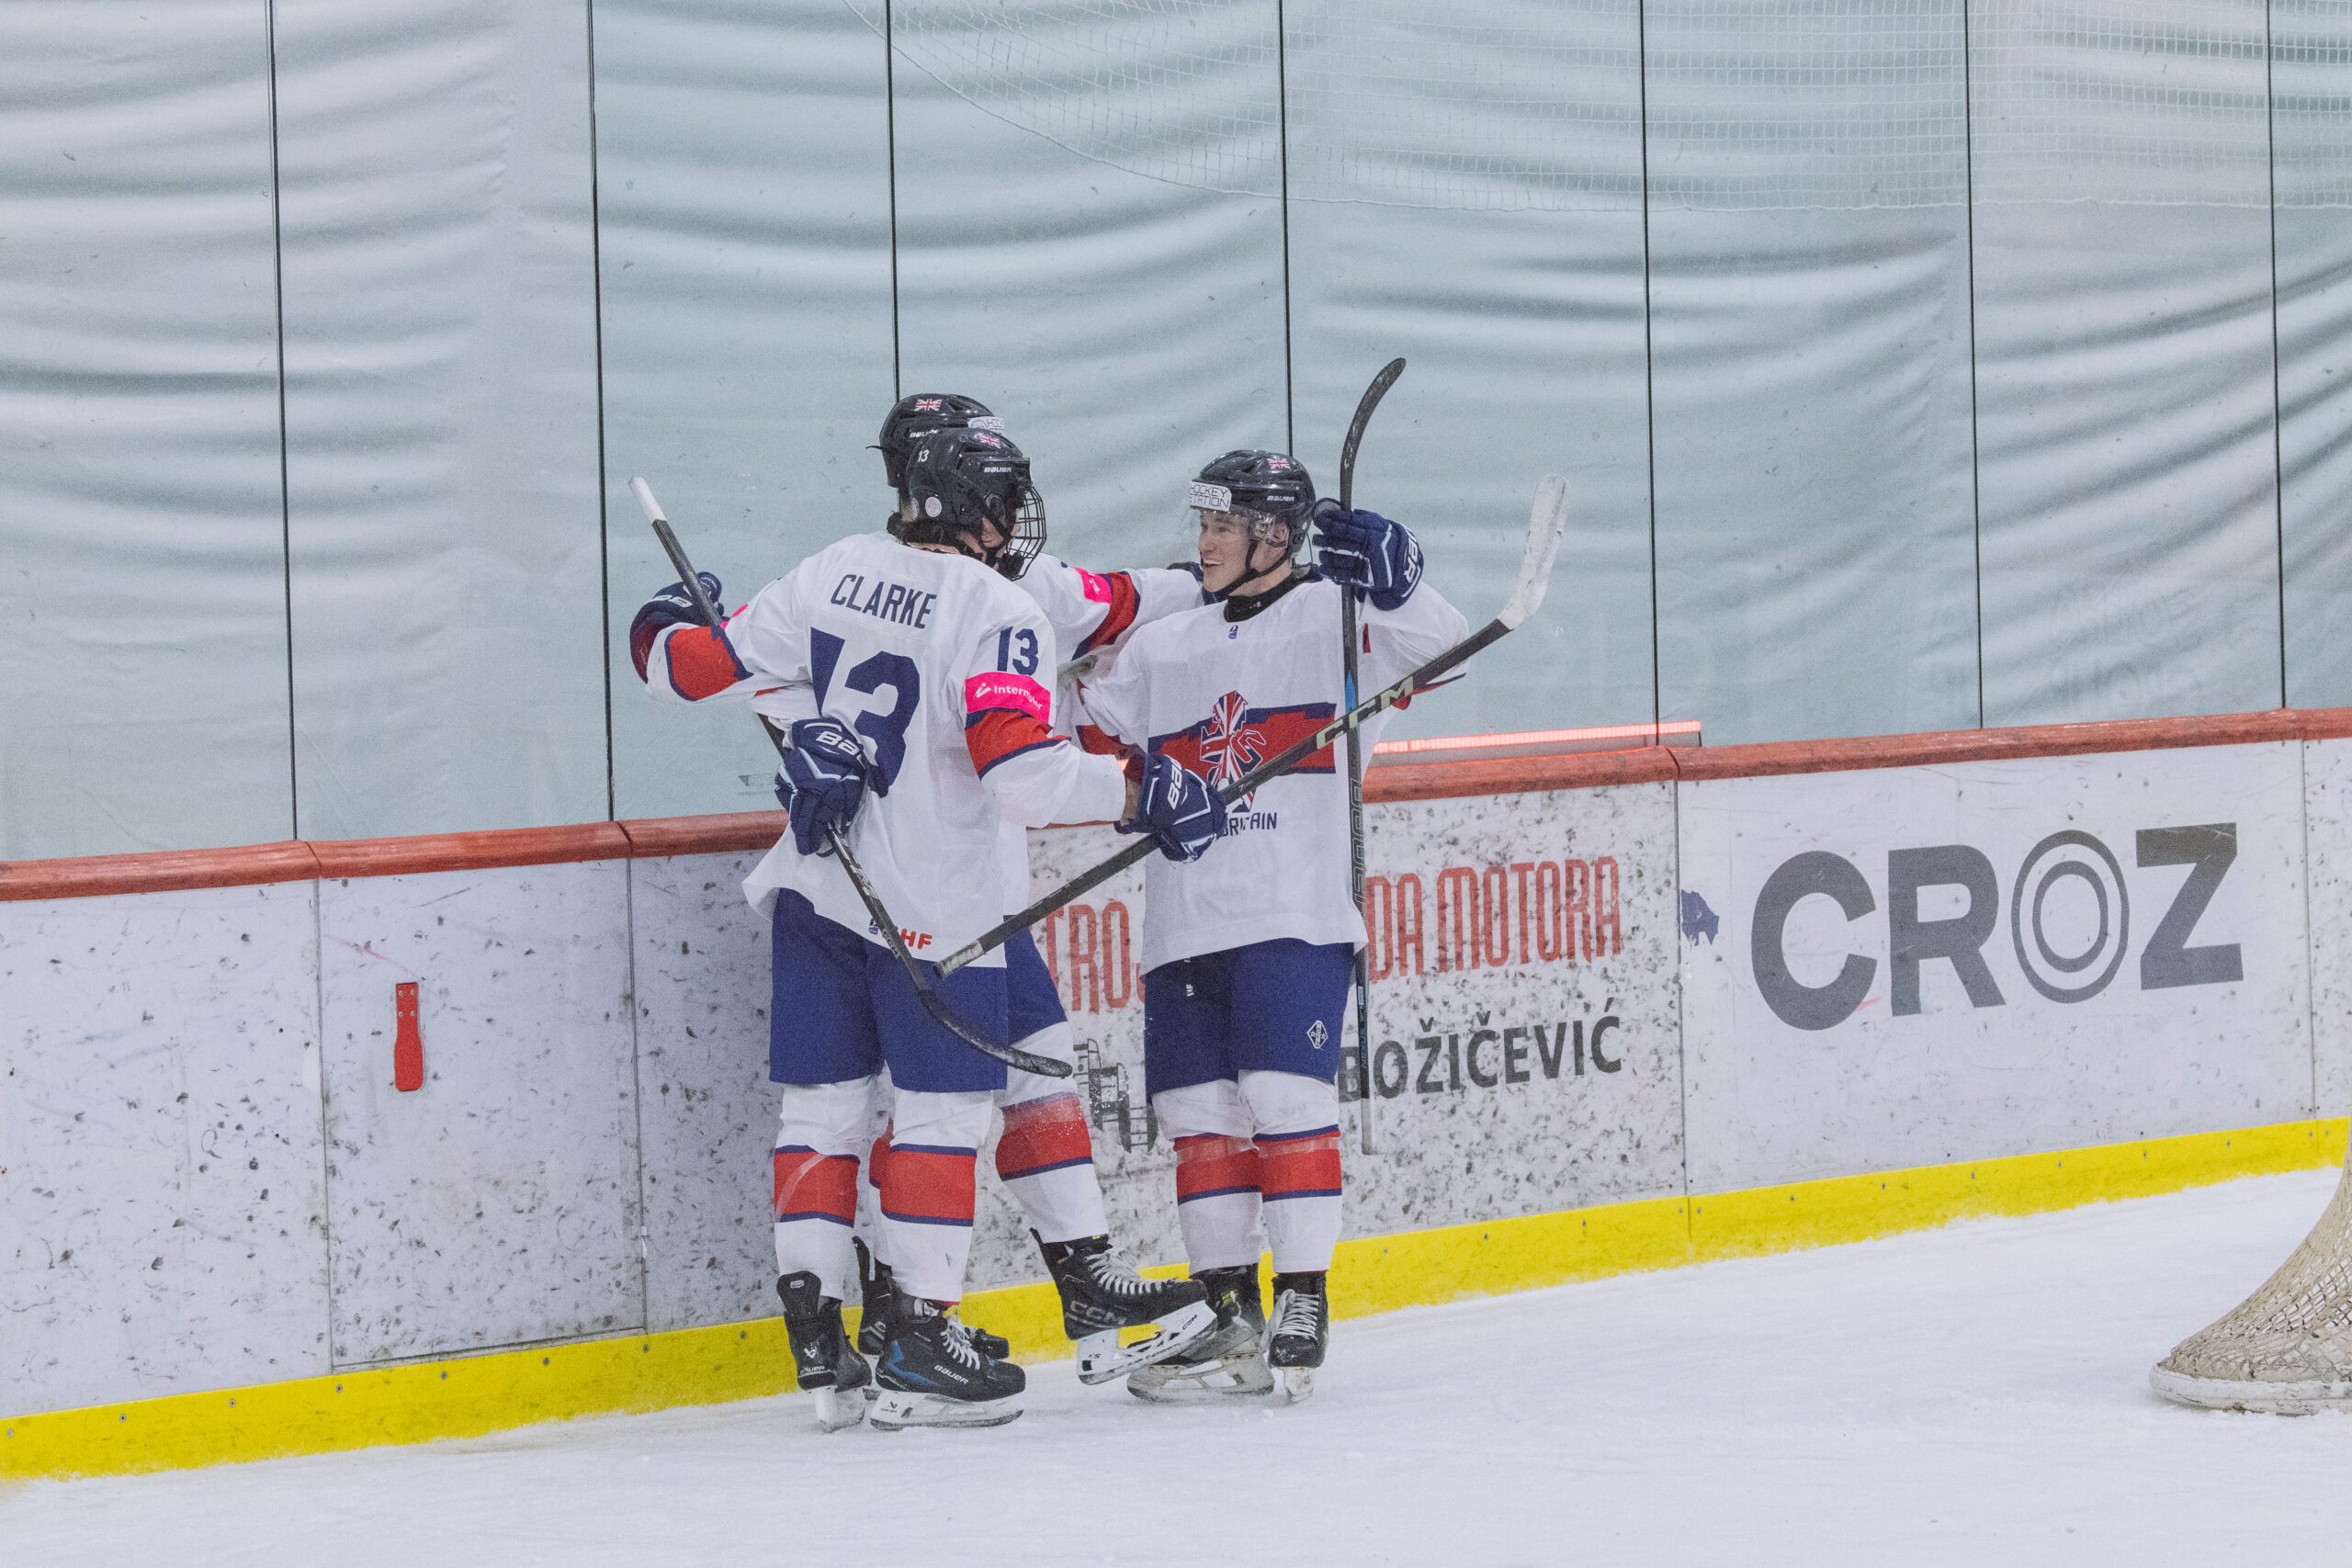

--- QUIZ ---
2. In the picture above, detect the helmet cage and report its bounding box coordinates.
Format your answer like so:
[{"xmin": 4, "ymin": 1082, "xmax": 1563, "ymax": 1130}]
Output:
[{"xmin": 995, "ymin": 480, "xmax": 1046, "ymax": 581}]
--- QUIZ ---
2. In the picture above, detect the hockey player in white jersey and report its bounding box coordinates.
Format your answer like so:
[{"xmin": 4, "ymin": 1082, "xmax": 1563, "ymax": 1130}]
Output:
[
  {"xmin": 844, "ymin": 393, "xmax": 1216, "ymax": 1387},
  {"xmin": 628, "ymin": 423, "xmax": 1226, "ymax": 1428},
  {"xmin": 1075, "ymin": 449, "xmax": 1469, "ymax": 1404}
]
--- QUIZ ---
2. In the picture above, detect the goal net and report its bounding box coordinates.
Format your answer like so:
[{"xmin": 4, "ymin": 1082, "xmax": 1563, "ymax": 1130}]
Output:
[{"xmin": 2153, "ymin": 1137, "xmax": 2352, "ymax": 1414}]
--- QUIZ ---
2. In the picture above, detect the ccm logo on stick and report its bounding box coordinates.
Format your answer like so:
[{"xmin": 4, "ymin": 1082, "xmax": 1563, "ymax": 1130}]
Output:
[{"xmin": 1747, "ymin": 823, "xmax": 2243, "ymax": 1032}]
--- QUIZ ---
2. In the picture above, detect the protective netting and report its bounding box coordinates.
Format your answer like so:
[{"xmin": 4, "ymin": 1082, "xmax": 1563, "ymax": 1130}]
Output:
[
  {"xmin": 847, "ymin": 0, "xmax": 2345, "ymax": 212},
  {"xmin": 2275, "ymin": 0, "xmax": 2352, "ymax": 209},
  {"xmin": 2156, "ymin": 1147, "xmax": 2352, "ymax": 1393},
  {"xmin": 1969, "ymin": 0, "xmax": 2270, "ymax": 208},
  {"xmin": 850, "ymin": 0, "xmax": 1287, "ymax": 197}
]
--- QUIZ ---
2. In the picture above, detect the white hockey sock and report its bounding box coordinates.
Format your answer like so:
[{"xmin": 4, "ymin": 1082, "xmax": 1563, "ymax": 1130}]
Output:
[
  {"xmin": 877, "ymin": 1089, "xmax": 996, "ymax": 1304},
  {"xmin": 772, "ymin": 1079, "xmax": 879, "ymax": 1301},
  {"xmin": 1241, "ymin": 1070, "xmax": 1343, "ymax": 1276},
  {"xmin": 1156, "ymin": 1079, "xmax": 1267, "ymax": 1272},
  {"xmin": 996, "ymin": 1023, "xmax": 1107, "ymax": 1243},
  {"xmin": 858, "ymin": 1122, "xmax": 893, "ymax": 1272}
]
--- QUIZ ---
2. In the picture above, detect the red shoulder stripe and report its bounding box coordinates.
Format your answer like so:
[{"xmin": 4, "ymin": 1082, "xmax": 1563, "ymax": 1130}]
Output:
[
  {"xmin": 1075, "ymin": 571, "xmax": 1143, "ymax": 657},
  {"xmin": 664, "ymin": 624, "xmax": 750, "ymax": 702}
]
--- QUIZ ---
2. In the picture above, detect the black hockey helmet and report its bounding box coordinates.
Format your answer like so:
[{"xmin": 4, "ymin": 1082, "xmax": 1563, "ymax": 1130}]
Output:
[
  {"xmin": 876, "ymin": 392, "xmax": 1001, "ymax": 491},
  {"xmin": 902, "ymin": 425, "xmax": 1046, "ymax": 581},
  {"xmin": 1189, "ymin": 448, "xmax": 1317, "ymax": 559}
]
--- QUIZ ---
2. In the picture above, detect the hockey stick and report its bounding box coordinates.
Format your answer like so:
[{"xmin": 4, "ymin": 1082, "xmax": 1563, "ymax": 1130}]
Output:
[
  {"xmin": 629, "ymin": 477, "xmax": 1071, "ymax": 1080},
  {"xmin": 1337, "ymin": 356, "xmax": 1404, "ymax": 1153},
  {"xmin": 937, "ymin": 473, "xmax": 1570, "ymax": 979}
]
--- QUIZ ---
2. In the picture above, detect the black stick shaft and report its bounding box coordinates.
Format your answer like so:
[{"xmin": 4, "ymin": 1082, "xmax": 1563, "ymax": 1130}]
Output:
[{"xmin": 1335, "ymin": 357, "xmax": 1401, "ymax": 1154}]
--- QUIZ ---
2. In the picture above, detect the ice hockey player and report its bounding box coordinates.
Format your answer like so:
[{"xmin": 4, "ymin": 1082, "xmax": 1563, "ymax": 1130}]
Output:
[
  {"xmin": 628, "ymin": 423, "xmax": 1226, "ymax": 1428},
  {"xmin": 1074, "ymin": 449, "xmax": 1469, "ymax": 1403},
  {"xmin": 845, "ymin": 393, "xmax": 1217, "ymax": 1386}
]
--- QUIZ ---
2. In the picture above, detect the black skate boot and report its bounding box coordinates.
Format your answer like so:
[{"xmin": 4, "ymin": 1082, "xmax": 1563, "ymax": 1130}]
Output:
[
  {"xmin": 1267, "ymin": 1271, "xmax": 1329, "ymax": 1404},
  {"xmin": 1036, "ymin": 1233, "xmax": 1217, "ymax": 1385},
  {"xmin": 870, "ymin": 1297, "xmax": 1026, "ymax": 1430},
  {"xmin": 777, "ymin": 1270, "xmax": 873, "ymax": 1432},
  {"xmin": 1127, "ymin": 1262, "xmax": 1273, "ymax": 1404},
  {"xmin": 856, "ymin": 1236, "xmax": 1012, "ymax": 1361}
]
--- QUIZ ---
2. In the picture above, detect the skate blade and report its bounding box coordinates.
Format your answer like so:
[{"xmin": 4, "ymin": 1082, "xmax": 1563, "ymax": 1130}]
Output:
[
  {"xmin": 868, "ymin": 1389, "xmax": 1023, "ymax": 1431},
  {"xmin": 810, "ymin": 1386, "xmax": 867, "ymax": 1433},
  {"xmin": 1075, "ymin": 1302, "xmax": 1220, "ymax": 1386},
  {"xmin": 1275, "ymin": 1366, "xmax": 1317, "ymax": 1404},
  {"xmin": 1127, "ymin": 1351, "xmax": 1275, "ymax": 1404}
]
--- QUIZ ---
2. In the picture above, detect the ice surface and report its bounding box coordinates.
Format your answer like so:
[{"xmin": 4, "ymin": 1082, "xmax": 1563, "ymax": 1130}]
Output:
[{"xmin": 9, "ymin": 1170, "xmax": 2352, "ymax": 1566}]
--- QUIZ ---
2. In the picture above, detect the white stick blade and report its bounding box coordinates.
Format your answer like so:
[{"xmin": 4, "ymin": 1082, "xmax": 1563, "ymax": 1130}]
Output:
[
  {"xmin": 629, "ymin": 476, "xmax": 665, "ymax": 525},
  {"xmin": 1498, "ymin": 474, "xmax": 1568, "ymax": 629}
]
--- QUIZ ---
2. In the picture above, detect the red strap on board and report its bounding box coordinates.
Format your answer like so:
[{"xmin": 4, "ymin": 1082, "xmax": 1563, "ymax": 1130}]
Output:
[{"xmin": 393, "ymin": 981, "xmax": 424, "ymax": 1092}]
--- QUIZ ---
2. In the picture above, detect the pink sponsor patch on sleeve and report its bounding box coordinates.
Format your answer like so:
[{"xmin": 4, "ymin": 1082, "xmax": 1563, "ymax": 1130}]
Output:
[
  {"xmin": 1076, "ymin": 568, "xmax": 1113, "ymax": 604},
  {"xmin": 964, "ymin": 671, "xmax": 1052, "ymax": 722}
]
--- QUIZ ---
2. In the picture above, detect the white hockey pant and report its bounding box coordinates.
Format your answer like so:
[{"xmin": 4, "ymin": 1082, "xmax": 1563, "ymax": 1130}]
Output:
[{"xmin": 1155, "ymin": 1070, "xmax": 1343, "ymax": 1276}]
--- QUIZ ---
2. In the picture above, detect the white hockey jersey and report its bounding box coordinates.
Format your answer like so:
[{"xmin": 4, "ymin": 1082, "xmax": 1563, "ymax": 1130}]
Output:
[
  {"xmin": 639, "ymin": 531, "xmax": 1129, "ymax": 960},
  {"xmin": 986, "ymin": 554, "xmax": 1204, "ymax": 912},
  {"xmin": 1076, "ymin": 572, "xmax": 1470, "ymax": 974},
  {"xmin": 1014, "ymin": 554, "xmax": 1204, "ymax": 736}
]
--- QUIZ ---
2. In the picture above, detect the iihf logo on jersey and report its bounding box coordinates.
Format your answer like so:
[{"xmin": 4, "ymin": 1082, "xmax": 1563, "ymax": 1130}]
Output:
[{"xmin": 1200, "ymin": 691, "xmax": 1266, "ymax": 790}]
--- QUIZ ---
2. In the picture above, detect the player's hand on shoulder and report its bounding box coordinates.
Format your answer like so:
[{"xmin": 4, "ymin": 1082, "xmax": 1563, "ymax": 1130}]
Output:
[
  {"xmin": 775, "ymin": 716, "xmax": 873, "ymax": 855},
  {"xmin": 1116, "ymin": 750, "xmax": 1226, "ymax": 863},
  {"xmin": 1311, "ymin": 499, "xmax": 1424, "ymax": 611},
  {"xmin": 628, "ymin": 572, "xmax": 725, "ymax": 677}
]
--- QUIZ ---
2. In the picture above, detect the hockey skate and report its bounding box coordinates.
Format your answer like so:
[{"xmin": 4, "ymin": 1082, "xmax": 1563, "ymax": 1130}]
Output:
[
  {"xmin": 1127, "ymin": 1263, "xmax": 1274, "ymax": 1404},
  {"xmin": 1266, "ymin": 1271, "xmax": 1329, "ymax": 1404},
  {"xmin": 856, "ymin": 1236, "xmax": 1010, "ymax": 1360},
  {"xmin": 870, "ymin": 1298, "xmax": 1025, "ymax": 1430},
  {"xmin": 1036, "ymin": 1233, "xmax": 1217, "ymax": 1385},
  {"xmin": 777, "ymin": 1271, "xmax": 873, "ymax": 1432}
]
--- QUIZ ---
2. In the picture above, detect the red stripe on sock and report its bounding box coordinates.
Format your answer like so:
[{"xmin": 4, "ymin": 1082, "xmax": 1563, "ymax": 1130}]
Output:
[
  {"xmin": 867, "ymin": 1130, "xmax": 891, "ymax": 1191},
  {"xmin": 881, "ymin": 1145, "xmax": 978, "ymax": 1226},
  {"xmin": 1174, "ymin": 1133, "xmax": 1261, "ymax": 1202},
  {"xmin": 997, "ymin": 1093, "xmax": 1094, "ymax": 1180},
  {"xmin": 1259, "ymin": 1129, "xmax": 1342, "ymax": 1200},
  {"xmin": 773, "ymin": 1147, "xmax": 857, "ymax": 1224}
]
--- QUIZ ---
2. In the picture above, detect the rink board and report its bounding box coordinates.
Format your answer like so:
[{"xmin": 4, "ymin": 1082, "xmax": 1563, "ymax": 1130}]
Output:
[
  {"xmin": 6, "ymin": 1115, "xmax": 2340, "ymax": 1482},
  {"xmin": 7, "ymin": 709, "xmax": 2352, "ymax": 1477}
]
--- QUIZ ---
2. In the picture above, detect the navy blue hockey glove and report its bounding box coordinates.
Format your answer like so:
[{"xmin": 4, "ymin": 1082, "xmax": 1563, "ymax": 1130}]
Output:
[
  {"xmin": 628, "ymin": 572, "xmax": 725, "ymax": 680},
  {"xmin": 775, "ymin": 717, "xmax": 873, "ymax": 856},
  {"xmin": 1116, "ymin": 751, "xmax": 1227, "ymax": 863},
  {"xmin": 1311, "ymin": 501, "xmax": 1423, "ymax": 612}
]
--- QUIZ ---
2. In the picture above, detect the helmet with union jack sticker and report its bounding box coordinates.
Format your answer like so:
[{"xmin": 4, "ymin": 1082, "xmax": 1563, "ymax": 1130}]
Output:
[{"xmin": 876, "ymin": 391, "xmax": 1001, "ymax": 491}]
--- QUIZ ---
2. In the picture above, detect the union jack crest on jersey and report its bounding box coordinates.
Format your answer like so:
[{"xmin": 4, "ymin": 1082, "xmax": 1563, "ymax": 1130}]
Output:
[{"xmin": 1199, "ymin": 690, "xmax": 1266, "ymax": 788}]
